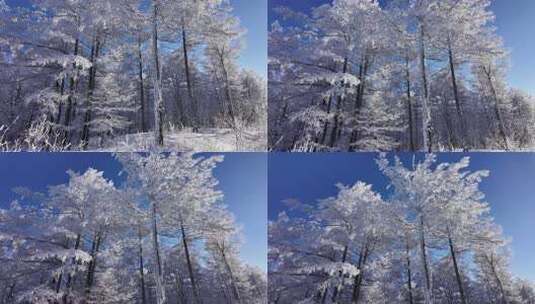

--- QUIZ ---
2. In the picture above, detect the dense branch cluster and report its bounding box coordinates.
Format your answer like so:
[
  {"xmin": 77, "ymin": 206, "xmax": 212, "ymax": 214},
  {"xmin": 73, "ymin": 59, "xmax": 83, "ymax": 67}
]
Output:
[
  {"xmin": 268, "ymin": 0, "xmax": 535, "ymax": 152},
  {"xmin": 0, "ymin": 153, "xmax": 267, "ymax": 304},
  {"xmin": 0, "ymin": 0, "xmax": 266, "ymax": 151},
  {"xmin": 269, "ymin": 155, "xmax": 535, "ymax": 303}
]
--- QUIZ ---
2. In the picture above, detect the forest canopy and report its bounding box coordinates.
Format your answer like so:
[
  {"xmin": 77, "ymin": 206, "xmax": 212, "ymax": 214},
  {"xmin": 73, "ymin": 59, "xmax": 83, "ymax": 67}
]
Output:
[
  {"xmin": 0, "ymin": 0, "xmax": 267, "ymax": 151},
  {"xmin": 269, "ymin": 154, "xmax": 535, "ymax": 304},
  {"xmin": 268, "ymin": 0, "xmax": 535, "ymax": 152},
  {"xmin": 0, "ymin": 153, "xmax": 267, "ymax": 304}
]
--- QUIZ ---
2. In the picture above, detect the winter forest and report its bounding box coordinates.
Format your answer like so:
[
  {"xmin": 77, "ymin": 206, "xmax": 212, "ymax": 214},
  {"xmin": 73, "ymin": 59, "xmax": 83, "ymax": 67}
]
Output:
[
  {"xmin": 268, "ymin": 0, "xmax": 535, "ymax": 152},
  {"xmin": 269, "ymin": 154, "xmax": 535, "ymax": 304},
  {"xmin": 0, "ymin": 153, "xmax": 267, "ymax": 303},
  {"xmin": 0, "ymin": 0, "xmax": 267, "ymax": 152}
]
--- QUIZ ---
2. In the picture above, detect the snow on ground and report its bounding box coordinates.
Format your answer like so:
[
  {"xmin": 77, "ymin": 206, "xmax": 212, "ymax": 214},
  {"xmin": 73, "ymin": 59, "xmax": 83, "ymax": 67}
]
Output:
[{"xmin": 95, "ymin": 128, "xmax": 266, "ymax": 152}]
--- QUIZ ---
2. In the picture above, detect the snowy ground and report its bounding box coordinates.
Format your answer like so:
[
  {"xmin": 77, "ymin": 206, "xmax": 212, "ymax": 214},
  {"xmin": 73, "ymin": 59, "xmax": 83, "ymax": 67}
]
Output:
[{"xmin": 94, "ymin": 128, "xmax": 266, "ymax": 152}]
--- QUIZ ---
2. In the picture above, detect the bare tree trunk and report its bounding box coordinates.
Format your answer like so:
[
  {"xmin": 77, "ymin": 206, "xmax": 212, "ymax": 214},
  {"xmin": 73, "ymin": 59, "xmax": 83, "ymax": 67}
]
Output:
[
  {"xmin": 447, "ymin": 230, "xmax": 467, "ymax": 304},
  {"xmin": 405, "ymin": 236, "xmax": 414, "ymax": 304},
  {"xmin": 151, "ymin": 1, "xmax": 164, "ymax": 146},
  {"xmin": 447, "ymin": 40, "xmax": 468, "ymax": 150},
  {"xmin": 182, "ymin": 19, "xmax": 198, "ymax": 129},
  {"xmin": 352, "ymin": 242, "xmax": 370, "ymax": 304},
  {"xmin": 138, "ymin": 227, "xmax": 147, "ymax": 304},
  {"xmin": 489, "ymin": 255, "xmax": 508, "ymax": 304},
  {"xmin": 349, "ymin": 54, "xmax": 369, "ymax": 150},
  {"xmin": 85, "ymin": 231, "xmax": 102, "ymax": 297},
  {"xmin": 180, "ymin": 222, "xmax": 201, "ymax": 304},
  {"xmin": 54, "ymin": 238, "xmax": 70, "ymax": 294},
  {"xmin": 221, "ymin": 248, "xmax": 242, "ymax": 304},
  {"xmin": 405, "ymin": 56, "xmax": 416, "ymax": 152},
  {"xmin": 483, "ymin": 66, "xmax": 509, "ymax": 150},
  {"xmin": 55, "ymin": 78, "xmax": 66, "ymax": 125},
  {"xmin": 137, "ymin": 36, "xmax": 147, "ymax": 133},
  {"xmin": 81, "ymin": 35, "xmax": 101, "ymax": 149},
  {"xmin": 418, "ymin": 21, "xmax": 433, "ymax": 152},
  {"xmin": 319, "ymin": 96, "xmax": 332, "ymax": 147},
  {"xmin": 329, "ymin": 57, "xmax": 348, "ymax": 148},
  {"xmin": 419, "ymin": 214, "xmax": 433, "ymax": 304},
  {"xmin": 63, "ymin": 35, "xmax": 80, "ymax": 143},
  {"xmin": 331, "ymin": 245, "xmax": 348, "ymax": 303},
  {"xmin": 151, "ymin": 201, "xmax": 166, "ymax": 304}
]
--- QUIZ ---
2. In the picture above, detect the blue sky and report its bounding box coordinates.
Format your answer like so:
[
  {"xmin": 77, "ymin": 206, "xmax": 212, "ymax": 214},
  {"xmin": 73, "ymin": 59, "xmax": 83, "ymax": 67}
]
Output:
[
  {"xmin": 268, "ymin": 0, "xmax": 535, "ymax": 95},
  {"xmin": 231, "ymin": 0, "xmax": 268, "ymax": 79},
  {"xmin": 268, "ymin": 153, "xmax": 535, "ymax": 282},
  {"xmin": 0, "ymin": 152, "xmax": 267, "ymax": 272}
]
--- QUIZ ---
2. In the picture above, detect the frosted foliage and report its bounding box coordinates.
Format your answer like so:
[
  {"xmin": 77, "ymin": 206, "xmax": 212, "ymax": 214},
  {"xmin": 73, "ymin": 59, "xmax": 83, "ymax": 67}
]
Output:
[
  {"xmin": 0, "ymin": 153, "xmax": 266, "ymax": 303},
  {"xmin": 0, "ymin": 0, "xmax": 266, "ymax": 151},
  {"xmin": 269, "ymin": 0, "xmax": 535, "ymax": 152},
  {"xmin": 269, "ymin": 154, "xmax": 535, "ymax": 304}
]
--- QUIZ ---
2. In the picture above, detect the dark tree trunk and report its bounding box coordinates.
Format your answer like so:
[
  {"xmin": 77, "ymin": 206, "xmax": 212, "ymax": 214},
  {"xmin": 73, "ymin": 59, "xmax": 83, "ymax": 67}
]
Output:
[
  {"xmin": 137, "ymin": 36, "xmax": 147, "ymax": 133},
  {"xmin": 63, "ymin": 37, "xmax": 80, "ymax": 142},
  {"xmin": 405, "ymin": 56, "xmax": 416, "ymax": 152},
  {"xmin": 352, "ymin": 243, "xmax": 370, "ymax": 304},
  {"xmin": 85, "ymin": 231, "xmax": 102, "ymax": 296},
  {"xmin": 349, "ymin": 54, "xmax": 369, "ymax": 150},
  {"xmin": 419, "ymin": 215, "xmax": 433, "ymax": 304},
  {"xmin": 329, "ymin": 57, "xmax": 348, "ymax": 148},
  {"xmin": 418, "ymin": 22, "xmax": 433, "ymax": 153},
  {"xmin": 221, "ymin": 249, "xmax": 242, "ymax": 304},
  {"xmin": 319, "ymin": 96, "xmax": 333, "ymax": 147},
  {"xmin": 405, "ymin": 237, "xmax": 414, "ymax": 304},
  {"xmin": 331, "ymin": 245, "xmax": 348, "ymax": 302},
  {"xmin": 65, "ymin": 234, "xmax": 81, "ymax": 290},
  {"xmin": 182, "ymin": 20, "xmax": 198, "ymax": 129},
  {"xmin": 447, "ymin": 40, "xmax": 468, "ymax": 150},
  {"xmin": 448, "ymin": 231, "xmax": 467, "ymax": 304},
  {"xmin": 181, "ymin": 222, "xmax": 202, "ymax": 304},
  {"xmin": 138, "ymin": 227, "xmax": 147, "ymax": 304},
  {"xmin": 81, "ymin": 35, "xmax": 101, "ymax": 149},
  {"xmin": 483, "ymin": 66, "xmax": 509, "ymax": 150},
  {"xmin": 55, "ymin": 77, "xmax": 66, "ymax": 125},
  {"xmin": 152, "ymin": 3, "xmax": 164, "ymax": 146}
]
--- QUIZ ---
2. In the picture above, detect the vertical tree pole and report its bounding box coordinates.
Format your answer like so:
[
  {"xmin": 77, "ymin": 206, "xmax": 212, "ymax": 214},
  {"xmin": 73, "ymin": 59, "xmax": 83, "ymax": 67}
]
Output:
[
  {"xmin": 151, "ymin": 1, "xmax": 164, "ymax": 146},
  {"xmin": 418, "ymin": 20, "xmax": 433, "ymax": 152}
]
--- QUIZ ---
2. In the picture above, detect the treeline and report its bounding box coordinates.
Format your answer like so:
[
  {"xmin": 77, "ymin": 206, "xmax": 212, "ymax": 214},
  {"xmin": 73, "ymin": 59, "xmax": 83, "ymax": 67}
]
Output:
[
  {"xmin": 0, "ymin": 0, "xmax": 266, "ymax": 151},
  {"xmin": 0, "ymin": 153, "xmax": 266, "ymax": 303},
  {"xmin": 268, "ymin": 0, "xmax": 535, "ymax": 152},
  {"xmin": 269, "ymin": 155, "xmax": 535, "ymax": 303}
]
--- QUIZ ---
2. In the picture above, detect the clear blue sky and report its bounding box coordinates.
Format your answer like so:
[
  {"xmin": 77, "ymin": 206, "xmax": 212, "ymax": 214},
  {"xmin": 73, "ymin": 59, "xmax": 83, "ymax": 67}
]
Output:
[
  {"xmin": 268, "ymin": 153, "xmax": 535, "ymax": 282},
  {"xmin": 269, "ymin": 0, "xmax": 535, "ymax": 95},
  {"xmin": 231, "ymin": 0, "xmax": 268, "ymax": 79},
  {"xmin": 0, "ymin": 152, "xmax": 267, "ymax": 272}
]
